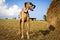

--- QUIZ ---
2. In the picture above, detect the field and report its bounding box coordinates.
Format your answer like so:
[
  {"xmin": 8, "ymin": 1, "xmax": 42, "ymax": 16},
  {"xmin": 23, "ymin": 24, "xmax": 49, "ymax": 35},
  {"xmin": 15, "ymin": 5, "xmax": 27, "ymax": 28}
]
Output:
[{"xmin": 0, "ymin": 19, "xmax": 60, "ymax": 40}]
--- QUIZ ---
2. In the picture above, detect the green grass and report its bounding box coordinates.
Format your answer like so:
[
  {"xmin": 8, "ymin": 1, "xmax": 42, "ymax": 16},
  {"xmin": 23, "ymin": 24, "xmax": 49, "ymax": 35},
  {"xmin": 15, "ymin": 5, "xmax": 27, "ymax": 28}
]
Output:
[{"xmin": 0, "ymin": 19, "xmax": 60, "ymax": 40}]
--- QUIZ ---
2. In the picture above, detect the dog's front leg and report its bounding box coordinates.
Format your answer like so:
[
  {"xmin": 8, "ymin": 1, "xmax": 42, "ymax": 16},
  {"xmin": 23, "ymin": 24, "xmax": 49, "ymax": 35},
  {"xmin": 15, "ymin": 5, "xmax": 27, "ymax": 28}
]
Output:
[
  {"xmin": 21, "ymin": 19, "xmax": 24, "ymax": 39},
  {"xmin": 26, "ymin": 18, "xmax": 30, "ymax": 39}
]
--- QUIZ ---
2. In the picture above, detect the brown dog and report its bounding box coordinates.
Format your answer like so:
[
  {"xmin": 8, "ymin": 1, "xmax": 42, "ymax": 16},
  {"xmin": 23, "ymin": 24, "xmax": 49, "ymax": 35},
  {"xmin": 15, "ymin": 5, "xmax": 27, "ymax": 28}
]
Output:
[{"xmin": 20, "ymin": 2, "xmax": 36, "ymax": 39}]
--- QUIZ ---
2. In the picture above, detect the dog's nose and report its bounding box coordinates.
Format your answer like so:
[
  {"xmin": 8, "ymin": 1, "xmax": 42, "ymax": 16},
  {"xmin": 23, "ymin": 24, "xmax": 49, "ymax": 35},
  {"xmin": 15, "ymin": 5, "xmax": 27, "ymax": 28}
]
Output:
[{"xmin": 34, "ymin": 5, "xmax": 36, "ymax": 9}]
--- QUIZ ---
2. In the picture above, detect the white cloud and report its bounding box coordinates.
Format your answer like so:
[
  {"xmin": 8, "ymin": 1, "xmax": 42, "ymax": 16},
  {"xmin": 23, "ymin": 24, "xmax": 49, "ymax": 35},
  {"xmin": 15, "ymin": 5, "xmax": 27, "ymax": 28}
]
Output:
[
  {"xmin": 0, "ymin": 0, "xmax": 21, "ymax": 18},
  {"xmin": 7, "ymin": 5, "xmax": 20, "ymax": 16}
]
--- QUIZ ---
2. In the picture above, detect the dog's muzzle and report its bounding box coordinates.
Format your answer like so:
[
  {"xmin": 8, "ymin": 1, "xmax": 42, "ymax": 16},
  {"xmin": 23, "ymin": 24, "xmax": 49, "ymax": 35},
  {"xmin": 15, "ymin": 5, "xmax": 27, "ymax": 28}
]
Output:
[{"xmin": 31, "ymin": 5, "xmax": 36, "ymax": 11}]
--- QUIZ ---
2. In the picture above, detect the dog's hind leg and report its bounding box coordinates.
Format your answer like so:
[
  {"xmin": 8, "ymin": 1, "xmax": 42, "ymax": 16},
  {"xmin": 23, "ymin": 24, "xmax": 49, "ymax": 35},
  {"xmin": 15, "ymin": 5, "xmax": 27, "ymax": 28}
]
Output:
[{"xmin": 20, "ymin": 19, "xmax": 22, "ymax": 37}]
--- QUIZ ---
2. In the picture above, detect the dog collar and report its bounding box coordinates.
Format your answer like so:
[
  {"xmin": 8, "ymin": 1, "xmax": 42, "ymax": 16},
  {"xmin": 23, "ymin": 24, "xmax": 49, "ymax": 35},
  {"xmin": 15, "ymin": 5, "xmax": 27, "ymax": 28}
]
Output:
[{"xmin": 24, "ymin": 11, "xmax": 28, "ymax": 14}]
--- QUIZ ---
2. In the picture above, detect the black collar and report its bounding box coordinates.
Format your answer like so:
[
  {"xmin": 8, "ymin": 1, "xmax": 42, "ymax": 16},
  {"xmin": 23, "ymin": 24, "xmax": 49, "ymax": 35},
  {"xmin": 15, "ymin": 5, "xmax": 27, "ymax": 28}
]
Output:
[{"xmin": 24, "ymin": 11, "xmax": 28, "ymax": 14}]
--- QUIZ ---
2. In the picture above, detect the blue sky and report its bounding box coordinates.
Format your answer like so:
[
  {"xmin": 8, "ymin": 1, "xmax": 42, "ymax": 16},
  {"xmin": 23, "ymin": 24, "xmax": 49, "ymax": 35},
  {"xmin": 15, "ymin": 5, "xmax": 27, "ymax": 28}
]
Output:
[{"xmin": 0, "ymin": 0, "xmax": 52, "ymax": 20}]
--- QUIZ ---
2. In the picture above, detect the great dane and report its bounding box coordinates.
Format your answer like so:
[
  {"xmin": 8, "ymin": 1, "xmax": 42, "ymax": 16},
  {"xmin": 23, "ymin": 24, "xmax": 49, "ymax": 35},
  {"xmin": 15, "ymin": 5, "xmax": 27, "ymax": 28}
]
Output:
[{"xmin": 20, "ymin": 2, "xmax": 36, "ymax": 39}]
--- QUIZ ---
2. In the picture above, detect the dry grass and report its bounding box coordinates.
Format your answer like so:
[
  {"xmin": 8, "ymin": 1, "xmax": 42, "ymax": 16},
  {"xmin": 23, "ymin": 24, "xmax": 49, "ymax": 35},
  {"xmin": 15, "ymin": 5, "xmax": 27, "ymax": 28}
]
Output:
[{"xmin": 0, "ymin": 19, "xmax": 60, "ymax": 40}]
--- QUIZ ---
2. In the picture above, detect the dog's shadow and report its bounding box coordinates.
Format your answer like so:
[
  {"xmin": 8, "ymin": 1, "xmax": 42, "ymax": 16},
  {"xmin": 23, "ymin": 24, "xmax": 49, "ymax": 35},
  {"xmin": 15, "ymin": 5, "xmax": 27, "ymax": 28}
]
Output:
[{"xmin": 39, "ymin": 25, "xmax": 55, "ymax": 36}]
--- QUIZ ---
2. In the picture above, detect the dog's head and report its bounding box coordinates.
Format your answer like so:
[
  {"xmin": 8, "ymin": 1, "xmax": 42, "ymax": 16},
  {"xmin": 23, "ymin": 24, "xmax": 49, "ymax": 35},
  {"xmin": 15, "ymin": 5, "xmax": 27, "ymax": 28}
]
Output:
[{"xmin": 25, "ymin": 2, "xmax": 36, "ymax": 11}]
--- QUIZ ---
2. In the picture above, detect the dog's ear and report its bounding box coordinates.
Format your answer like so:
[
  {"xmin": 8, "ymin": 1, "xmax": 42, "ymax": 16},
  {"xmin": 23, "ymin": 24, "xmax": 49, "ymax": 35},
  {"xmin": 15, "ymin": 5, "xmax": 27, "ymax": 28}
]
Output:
[{"xmin": 25, "ymin": 2, "xmax": 27, "ymax": 7}]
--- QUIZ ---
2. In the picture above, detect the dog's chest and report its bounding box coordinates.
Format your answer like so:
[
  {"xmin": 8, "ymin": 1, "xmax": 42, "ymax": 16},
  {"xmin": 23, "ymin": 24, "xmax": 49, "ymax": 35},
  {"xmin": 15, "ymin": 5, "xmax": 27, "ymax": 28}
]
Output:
[{"xmin": 24, "ymin": 12, "xmax": 29, "ymax": 17}]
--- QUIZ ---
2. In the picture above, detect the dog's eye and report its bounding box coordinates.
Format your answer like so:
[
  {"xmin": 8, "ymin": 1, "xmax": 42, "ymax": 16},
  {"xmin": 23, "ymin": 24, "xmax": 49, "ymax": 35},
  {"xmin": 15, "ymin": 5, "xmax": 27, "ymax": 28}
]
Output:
[
  {"xmin": 30, "ymin": 3, "xmax": 33, "ymax": 6},
  {"xmin": 30, "ymin": 3, "xmax": 32, "ymax": 5}
]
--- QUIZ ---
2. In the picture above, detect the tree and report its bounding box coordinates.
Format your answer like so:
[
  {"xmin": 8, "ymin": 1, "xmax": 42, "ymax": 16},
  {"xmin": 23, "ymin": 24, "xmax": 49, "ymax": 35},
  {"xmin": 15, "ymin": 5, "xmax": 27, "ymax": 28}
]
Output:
[
  {"xmin": 5, "ymin": 18, "xmax": 8, "ymax": 19},
  {"xmin": 12, "ymin": 17, "xmax": 16, "ymax": 19},
  {"xmin": 43, "ymin": 15, "xmax": 47, "ymax": 21}
]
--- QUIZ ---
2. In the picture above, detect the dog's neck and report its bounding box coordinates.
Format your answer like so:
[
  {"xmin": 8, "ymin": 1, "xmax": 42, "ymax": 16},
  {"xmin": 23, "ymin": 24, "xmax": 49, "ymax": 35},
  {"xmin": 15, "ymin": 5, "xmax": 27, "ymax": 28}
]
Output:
[{"xmin": 23, "ymin": 7, "xmax": 29, "ymax": 13}]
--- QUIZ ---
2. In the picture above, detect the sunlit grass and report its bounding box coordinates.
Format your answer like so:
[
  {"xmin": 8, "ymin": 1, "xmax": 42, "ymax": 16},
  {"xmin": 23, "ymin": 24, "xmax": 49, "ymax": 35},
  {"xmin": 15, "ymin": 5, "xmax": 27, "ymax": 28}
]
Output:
[{"xmin": 0, "ymin": 19, "xmax": 59, "ymax": 40}]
